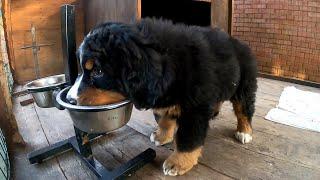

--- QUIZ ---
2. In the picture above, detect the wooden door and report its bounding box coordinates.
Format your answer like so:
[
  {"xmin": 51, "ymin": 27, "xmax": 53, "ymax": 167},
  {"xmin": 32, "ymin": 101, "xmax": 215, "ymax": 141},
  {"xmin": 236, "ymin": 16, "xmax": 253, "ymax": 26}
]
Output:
[
  {"xmin": 4, "ymin": 0, "xmax": 85, "ymax": 84},
  {"xmin": 84, "ymin": 0, "xmax": 140, "ymax": 33}
]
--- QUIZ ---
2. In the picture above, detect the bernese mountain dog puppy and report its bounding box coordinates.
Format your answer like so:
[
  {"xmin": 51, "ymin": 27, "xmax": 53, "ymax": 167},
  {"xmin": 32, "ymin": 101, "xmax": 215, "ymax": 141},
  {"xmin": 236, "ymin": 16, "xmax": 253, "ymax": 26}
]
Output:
[{"xmin": 67, "ymin": 18, "xmax": 257, "ymax": 176}]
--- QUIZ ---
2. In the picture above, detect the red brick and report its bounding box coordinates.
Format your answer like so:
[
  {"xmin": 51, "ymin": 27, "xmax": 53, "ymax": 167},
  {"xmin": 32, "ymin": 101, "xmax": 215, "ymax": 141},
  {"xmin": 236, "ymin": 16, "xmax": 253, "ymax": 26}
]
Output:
[
  {"xmin": 232, "ymin": 0, "xmax": 319, "ymax": 83},
  {"xmin": 237, "ymin": 27, "xmax": 250, "ymax": 32},
  {"xmin": 308, "ymin": 1, "xmax": 320, "ymax": 8}
]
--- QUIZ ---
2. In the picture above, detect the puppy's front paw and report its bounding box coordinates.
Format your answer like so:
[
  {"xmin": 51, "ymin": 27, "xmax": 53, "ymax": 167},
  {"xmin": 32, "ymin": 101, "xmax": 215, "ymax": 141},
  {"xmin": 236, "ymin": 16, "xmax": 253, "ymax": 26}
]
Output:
[
  {"xmin": 162, "ymin": 148, "xmax": 202, "ymax": 176},
  {"xmin": 235, "ymin": 131, "xmax": 252, "ymax": 144},
  {"xmin": 163, "ymin": 154, "xmax": 194, "ymax": 176},
  {"xmin": 150, "ymin": 130, "xmax": 173, "ymax": 146}
]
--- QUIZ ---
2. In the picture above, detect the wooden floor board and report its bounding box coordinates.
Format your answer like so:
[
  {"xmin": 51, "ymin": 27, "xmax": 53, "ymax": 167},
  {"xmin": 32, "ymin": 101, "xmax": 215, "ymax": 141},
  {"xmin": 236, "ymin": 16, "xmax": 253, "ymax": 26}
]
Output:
[
  {"xmin": 12, "ymin": 78, "xmax": 320, "ymax": 179},
  {"xmin": 202, "ymin": 137, "xmax": 320, "ymax": 180},
  {"xmin": 210, "ymin": 118, "xmax": 320, "ymax": 169},
  {"xmin": 127, "ymin": 108, "xmax": 157, "ymax": 136},
  {"xmin": 108, "ymin": 126, "xmax": 232, "ymax": 180},
  {"xmin": 12, "ymin": 93, "xmax": 67, "ymax": 180},
  {"xmin": 217, "ymin": 107, "xmax": 320, "ymax": 144},
  {"xmin": 214, "ymin": 106, "xmax": 320, "ymax": 160},
  {"xmin": 12, "ymin": 92, "xmax": 228, "ymax": 179},
  {"xmin": 80, "ymin": 125, "xmax": 230, "ymax": 180},
  {"xmin": 258, "ymin": 78, "xmax": 320, "ymax": 94}
]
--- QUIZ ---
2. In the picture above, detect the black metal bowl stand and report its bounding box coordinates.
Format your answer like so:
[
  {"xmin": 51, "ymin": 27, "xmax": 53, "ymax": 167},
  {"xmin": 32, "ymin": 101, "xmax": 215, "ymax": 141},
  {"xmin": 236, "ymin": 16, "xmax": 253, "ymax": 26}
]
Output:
[
  {"xmin": 28, "ymin": 126, "xmax": 156, "ymax": 179},
  {"xmin": 27, "ymin": 5, "xmax": 156, "ymax": 180}
]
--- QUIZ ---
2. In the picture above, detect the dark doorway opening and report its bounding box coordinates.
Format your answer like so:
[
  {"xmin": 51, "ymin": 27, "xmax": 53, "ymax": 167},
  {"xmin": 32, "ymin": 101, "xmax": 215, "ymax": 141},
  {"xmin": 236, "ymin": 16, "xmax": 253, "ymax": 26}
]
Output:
[{"xmin": 141, "ymin": 0, "xmax": 211, "ymax": 27}]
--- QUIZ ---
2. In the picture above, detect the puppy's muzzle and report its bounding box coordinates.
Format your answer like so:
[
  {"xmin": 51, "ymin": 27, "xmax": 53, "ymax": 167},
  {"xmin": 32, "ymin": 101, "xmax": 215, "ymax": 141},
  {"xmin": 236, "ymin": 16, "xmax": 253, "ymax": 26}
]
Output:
[
  {"xmin": 66, "ymin": 74, "xmax": 85, "ymax": 105},
  {"xmin": 66, "ymin": 74, "xmax": 125, "ymax": 106}
]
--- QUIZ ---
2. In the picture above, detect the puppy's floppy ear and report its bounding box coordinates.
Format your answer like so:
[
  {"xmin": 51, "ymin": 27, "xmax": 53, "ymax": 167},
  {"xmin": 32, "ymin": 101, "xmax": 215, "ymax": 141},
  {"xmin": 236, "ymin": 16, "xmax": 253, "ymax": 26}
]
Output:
[
  {"xmin": 115, "ymin": 23, "xmax": 173, "ymax": 109},
  {"xmin": 127, "ymin": 71, "xmax": 137, "ymax": 81},
  {"xmin": 125, "ymin": 38, "xmax": 142, "ymax": 60},
  {"xmin": 133, "ymin": 22, "xmax": 157, "ymax": 46}
]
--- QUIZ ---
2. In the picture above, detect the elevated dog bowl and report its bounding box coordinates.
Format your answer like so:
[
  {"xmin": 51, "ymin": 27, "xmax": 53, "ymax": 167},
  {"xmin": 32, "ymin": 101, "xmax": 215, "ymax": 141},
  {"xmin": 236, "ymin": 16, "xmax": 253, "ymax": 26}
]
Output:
[
  {"xmin": 25, "ymin": 74, "xmax": 66, "ymax": 108},
  {"xmin": 56, "ymin": 87, "xmax": 133, "ymax": 133},
  {"xmin": 26, "ymin": 6, "xmax": 155, "ymax": 179}
]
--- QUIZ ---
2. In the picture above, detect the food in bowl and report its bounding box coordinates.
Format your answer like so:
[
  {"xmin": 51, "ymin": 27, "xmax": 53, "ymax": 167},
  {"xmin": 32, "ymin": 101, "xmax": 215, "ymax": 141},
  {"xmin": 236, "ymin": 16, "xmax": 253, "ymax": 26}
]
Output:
[
  {"xmin": 74, "ymin": 87, "xmax": 125, "ymax": 106},
  {"xmin": 65, "ymin": 72, "xmax": 126, "ymax": 106}
]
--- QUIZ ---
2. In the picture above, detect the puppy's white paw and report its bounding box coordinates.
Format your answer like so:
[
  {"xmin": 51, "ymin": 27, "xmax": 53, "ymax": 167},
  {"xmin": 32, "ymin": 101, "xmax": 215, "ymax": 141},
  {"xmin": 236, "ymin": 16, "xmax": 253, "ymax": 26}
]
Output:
[
  {"xmin": 150, "ymin": 130, "xmax": 173, "ymax": 146},
  {"xmin": 235, "ymin": 131, "xmax": 252, "ymax": 144},
  {"xmin": 162, "ymin": 148, "xmax": 201, "ymax": 176},
  {"xmin": 150, "ymin": 132, "xmax": 161, "ymax": 146},
  {"xmin": 163, "ymin": 157, "xmax": 192, "ymax": 176},
  {"xmin": 163, "ymin": 161, "xmax": 178, "ymax": 176},
  {"xmin": 150, "ymin": 132, "xmax": 155, "ymax": 142},
  {"xmin": 150, "ymin": 132, "xmax": 160, "ymax": 146}
]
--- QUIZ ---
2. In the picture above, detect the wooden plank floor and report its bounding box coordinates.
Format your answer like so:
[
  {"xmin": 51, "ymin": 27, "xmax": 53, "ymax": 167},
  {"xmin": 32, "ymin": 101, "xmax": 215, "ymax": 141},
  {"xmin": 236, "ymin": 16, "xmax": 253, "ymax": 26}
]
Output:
[{"xmin": 12, "ymin": 78, "xmax": 320, "ymax": 180}]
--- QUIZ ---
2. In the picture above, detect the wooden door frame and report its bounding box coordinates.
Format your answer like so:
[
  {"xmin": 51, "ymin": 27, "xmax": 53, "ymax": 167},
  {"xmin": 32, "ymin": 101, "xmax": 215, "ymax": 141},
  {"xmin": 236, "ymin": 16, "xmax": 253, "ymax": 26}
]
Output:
[
  {"xmin": 2, "ymin": 0, "xmax": 15, "ymax": 72},
  {"xmin": 0, "ymin": 0, "xmax": 24, "ymax": 145},
  {"xmin": 136, "ymin": 0, "xmax": 141, "ymax": 20},
  {"xmin": 211, "ymin": 0, "xmax": 232, "ymax": 33}
]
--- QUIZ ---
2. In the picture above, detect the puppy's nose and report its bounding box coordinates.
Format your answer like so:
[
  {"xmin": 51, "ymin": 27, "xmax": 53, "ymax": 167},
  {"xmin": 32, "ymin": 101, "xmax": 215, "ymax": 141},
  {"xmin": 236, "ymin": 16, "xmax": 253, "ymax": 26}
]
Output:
[
  {"xmin": 68, "ymin": 98, "xmax": 77, "ymax": 105},
  {"xmin": 66, "ymin": 96, "xmax": 77, "ymax": 105}
]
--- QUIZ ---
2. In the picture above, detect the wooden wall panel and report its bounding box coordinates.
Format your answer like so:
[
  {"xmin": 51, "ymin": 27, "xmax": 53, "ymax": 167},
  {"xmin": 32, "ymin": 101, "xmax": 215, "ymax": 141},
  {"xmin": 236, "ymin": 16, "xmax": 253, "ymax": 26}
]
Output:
[
  {"xmin": 84, "ymin": 0, "xmax": 138, "ymax": 33},
  {"xmin": 6, "ymin": 0, "xmax": 85, "ymax": 84},
  {"xmin": 117, "ymin": 0, "xmax": 138, "ymax": 23}
]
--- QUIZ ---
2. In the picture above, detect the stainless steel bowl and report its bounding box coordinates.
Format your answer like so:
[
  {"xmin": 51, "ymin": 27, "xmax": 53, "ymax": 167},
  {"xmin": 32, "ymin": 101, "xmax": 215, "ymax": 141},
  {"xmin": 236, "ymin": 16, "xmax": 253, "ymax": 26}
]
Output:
[
  {"xmin": 56, "ymin": 87, "xmax": 133, "ymax": 133},
  {"xmin": 25, "ymin": 74, "xmax": 66, "ymax": 108}
]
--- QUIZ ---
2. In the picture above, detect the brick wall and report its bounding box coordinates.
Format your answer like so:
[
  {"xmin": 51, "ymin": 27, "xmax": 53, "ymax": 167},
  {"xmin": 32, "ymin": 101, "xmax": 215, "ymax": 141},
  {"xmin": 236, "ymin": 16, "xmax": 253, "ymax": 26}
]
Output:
[{"xmin": 232, "ymin": 0, "xmax": 320, "ymax": 83}]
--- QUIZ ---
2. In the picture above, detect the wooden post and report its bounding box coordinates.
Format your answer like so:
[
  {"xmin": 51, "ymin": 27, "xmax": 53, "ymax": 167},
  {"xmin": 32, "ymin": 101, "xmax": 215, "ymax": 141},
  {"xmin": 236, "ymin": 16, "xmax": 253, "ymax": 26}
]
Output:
[
  {"xmin": 0, "ymin": 0, "xmax": 24, "ymax": 145},
  {"xmin": 211, "ymin": 0, "xmax": 232, "ymax": 33}
]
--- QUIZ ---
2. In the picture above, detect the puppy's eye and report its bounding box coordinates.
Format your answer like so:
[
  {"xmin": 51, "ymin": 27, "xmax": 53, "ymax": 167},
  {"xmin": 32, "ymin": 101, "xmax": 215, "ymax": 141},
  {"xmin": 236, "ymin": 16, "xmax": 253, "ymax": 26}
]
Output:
[{"xmin": 92, "ymin": 68, "xmax": 104, "ymax": 77}]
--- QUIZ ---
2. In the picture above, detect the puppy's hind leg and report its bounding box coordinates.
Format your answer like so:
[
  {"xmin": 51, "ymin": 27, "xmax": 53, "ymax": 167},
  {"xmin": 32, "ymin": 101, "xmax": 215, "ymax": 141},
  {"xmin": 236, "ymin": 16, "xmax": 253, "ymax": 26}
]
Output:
[
  {"xmin": 230, "ymin": 60, "xmax": 257, "ymax": 144},
  {"xmin": 231, "ymin": 80, "xmax": 256, "ymax": 144},
  {"xmin": 231, "ymin": 100, "xmax": 254, "ymax": 144}
]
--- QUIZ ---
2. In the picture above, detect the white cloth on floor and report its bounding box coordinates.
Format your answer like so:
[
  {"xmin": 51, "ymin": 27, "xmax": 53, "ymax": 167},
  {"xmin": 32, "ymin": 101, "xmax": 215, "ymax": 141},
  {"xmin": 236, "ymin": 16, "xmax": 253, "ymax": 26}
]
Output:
[{"xmin": 265, "ymin": 86, "xmax": 320, "ymax": 132}]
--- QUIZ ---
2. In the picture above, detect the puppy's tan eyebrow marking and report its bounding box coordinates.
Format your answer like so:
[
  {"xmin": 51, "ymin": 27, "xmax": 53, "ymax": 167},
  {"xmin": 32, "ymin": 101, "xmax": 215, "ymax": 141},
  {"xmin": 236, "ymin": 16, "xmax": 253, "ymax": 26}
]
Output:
[{"xmin": 85, "ymin": 59, "xmax": 94, "ymax": 70}]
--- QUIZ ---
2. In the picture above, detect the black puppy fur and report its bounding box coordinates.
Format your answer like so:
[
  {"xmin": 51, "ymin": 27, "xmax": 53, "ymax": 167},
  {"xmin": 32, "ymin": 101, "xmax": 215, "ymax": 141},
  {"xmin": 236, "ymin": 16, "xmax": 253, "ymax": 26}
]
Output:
[{"xmin": 76, "ymin": 18, "xmax": 257, "ymax": 152}]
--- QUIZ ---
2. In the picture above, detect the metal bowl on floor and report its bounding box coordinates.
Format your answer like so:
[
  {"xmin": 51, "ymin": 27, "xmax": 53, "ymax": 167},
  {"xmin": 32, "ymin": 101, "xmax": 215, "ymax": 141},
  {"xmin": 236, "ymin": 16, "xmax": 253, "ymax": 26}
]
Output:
[
  {"xmin": 56, "ymin": 87, "xmax": 133, "ymax": 133},
  {"xmin": 25, "ymin": 74, "xmax": 66, "ymax": 108}
]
